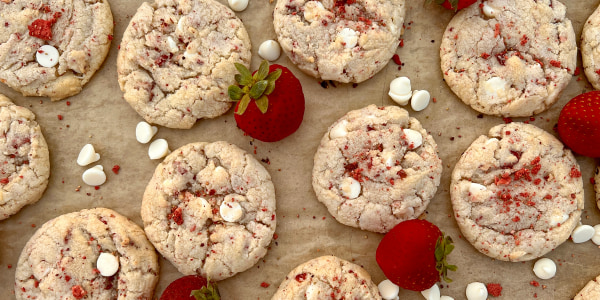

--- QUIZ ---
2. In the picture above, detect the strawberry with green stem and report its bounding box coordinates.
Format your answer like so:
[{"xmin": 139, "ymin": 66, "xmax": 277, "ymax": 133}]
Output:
[
  {"xmin": 426, "ymin": 0, "xmax": 477, "ymax": 10},
  {"xmin": 376, "ymin": 219, "xmax": 457, "ymax": 292},
  {"xmin": 228, "ymin": 60, "xmax": 305, "ymax": 142},
  {"xmin": 557, "ymin": 91, "xmax": 600, "ymax": 157},
  {"xmin": 160, "ymin": 275, "xmax": 220, "ymax": 300}
]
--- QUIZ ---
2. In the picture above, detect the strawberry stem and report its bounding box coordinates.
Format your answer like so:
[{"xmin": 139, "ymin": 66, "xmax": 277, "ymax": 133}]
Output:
[
  {"xmin": 228, "ymin": 60, "xmax": 282, "ymax": 115},
  {"xmin": 435, "ymin": 233, "xmax": 457, "ymax": 283},
  {"xmin": 190, "ymin": 281, "xmax": 220, "ymax": 300}
]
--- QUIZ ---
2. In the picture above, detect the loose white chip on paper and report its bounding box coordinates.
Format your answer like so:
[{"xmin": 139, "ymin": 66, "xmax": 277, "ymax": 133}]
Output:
[
  {"xmin": 136, "ymin": 121, "xmax": 158, "ymax": 144},
  {"xmin": 258, "ymin": 40, "xmax": 281, "ymax": 61},
  {"xmin": 592, "ymin": 224, "xmax": 600, "ymax": 245},
  {"xmin": 77, "ymin": 144, "xmax": 100, "ymax": 166},
  {"xmin": 533, "ymin": 258, "xmax": 556, "ymax": 279},
  {"xmin": 571, "ymin": 224, "xmax": 595, "ymax": 243},
  {"xmin": 96, "ymin": 252, "xmax": 119, "ymax": 277},
  {"xmin": 389, "ymin": 77, "xmax": 412, "ymax": 105},
  {"xmin": 82, "ymin": 165, "xmax": 106, "ymax": 186},
  {"xmin": 148, "ymin": 139, "xmax": 170, "ymax": 160},
  {"xmin": 228, "ymin": 0, "xmax": 248, "ymax": 12},
  {"xmin": 465, "ymin": 282, "xmax": 487, "ymax": 300},
  {"xmin": 36, "ymin": 45, "xmax": 59, "ymax": 68},
  {"xmin": 421, "ymin": 283, "xmax": 440, "ymax": 300},
  {"xmin": 440, "ymin": 296, "xmax": 454, "ymax": 300},
  {"xmin": 411, "ymin": 90, "xmax": 430, "ymax": 111},
  {"xmin": 378, "ymin": 280, "xmax": 399, "ymax": 300}
]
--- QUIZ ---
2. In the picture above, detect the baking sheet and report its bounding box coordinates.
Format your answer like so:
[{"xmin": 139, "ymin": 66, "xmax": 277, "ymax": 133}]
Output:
[{"xmin": 1, "ymin": 0, "xmax": 599, "ymax": 299}]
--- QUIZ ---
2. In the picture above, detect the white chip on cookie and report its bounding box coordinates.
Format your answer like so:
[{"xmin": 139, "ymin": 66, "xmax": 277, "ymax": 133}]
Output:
[
  {"xmin": 340, "ymin": 177, "xmax": 361, "ymax": 199},
  {"xmin": 337, "ymin": 28, "xmax": 359, "ymax": 49},
  {"xmin": 96, "ymin": 252, "xmax": 120, "ymax": 277},
  {"xmin": 403, "ymin": 129, "xmax": 423, "ymax": 149},
  {"xmin": 220, "ymin": 195, "xmax": 244, "ymax": 222},
  {"xmin": 35, "ymin": 45, "xmax": 60, "ymax": 68},
  {"xmin": 77, "ymin": 144, "xmax": 100, "ymax": 166}
]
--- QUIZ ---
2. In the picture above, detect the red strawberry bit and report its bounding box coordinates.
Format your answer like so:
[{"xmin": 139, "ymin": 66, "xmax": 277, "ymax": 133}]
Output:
[
  {"xmin": 71, "ymin": 285, "xmax": 87, "ymax": 299},
  {"xmin": 569, "ymin": 167, "xmax": 581, "ymax": 178},
  {"xmin": 168, "ymin": 206, "xmax": 184, "ymax": 225},
  {"xmin": 574, "ymin": 66, "xmax": 580, "ymax": 76},
  {"xmin": 112, "ymin": 165, "xmax": 120, "ymax": 174},
  {"xmin": 28, "ymin": 12, "xmax": 61, "ymax": 41},
  {"xmin": 530, "ymin": 280, "xmax": 540, "ymax": 287},
  {"xmin": 0, "ymin": 177, "xmax": 9, "ymax": 184},
  {"xmin": 486, "ymin": 283, "xmax": 502, "ymax": 297},
  {"xmin": 57, "ymin": 115, "xmax": 63, "ymax": 120},
  {"xmin": 557, "ymin": 91, "xmax": 600, "ymax": 157},
  {"xmin": 392, "ymin": 54, "xmax": 402, "ymax": 65},
  {"xmin": 549, "ymin": 60, "xmax": 561, "ymax": 68},
  {"xmin": 260, "ymin": 282, "xmax": 270, "ymax": 288},
  {"xmin": 494, "ymin": 23, "xmax": 501, "ymax": 37},
  {"xmin": 295, "ymin": 273, "xmax": 307, "ymax": 282},
  {"xmin": 520, "ymin": 35, "xmax": 528, "ymax": 46}
]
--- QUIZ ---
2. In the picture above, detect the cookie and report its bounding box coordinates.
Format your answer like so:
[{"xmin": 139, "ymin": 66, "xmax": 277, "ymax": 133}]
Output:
[
  {"xmin": 595, "ymin": 166, "xmax": 600, "ymax": 210},
  {"xmin": 0, "ymin": 0, "xmax": 113, "ymax": 101},
  {"xmin": 450, "ymin": 122, "xmax": 583, "ymax": 262},
  {"xmin": 273, "ymin": 0, "xmax": 405, "ymax": 83},
  {"xmin": 581, "ymin": 4, "xmax": 600, "ymax": 90},
  {"xmin": 14, "ymin": 208, "xmax": 159, "ymax": 299},
  {"xmin": 141, "ymin": 141, "xmax": 276, "ymax": 281},
  {"xmin": 117, "ymin": 0, "xmax": 251, "ymax": 129},
  {"xmin": 312, "ymin": 105, "xmax": 442, "ymax": 233},
  {"xmin": 271, "ymin": 255, "xmax": 381, "ymax": 299},
  {"xmin": 0, "ymin": 94, "xmax": 49, "ymax": 220},
  {"xmin": 440, "ymin": 0, "xmax": 576, "ymax": 117},
  {"xmin": 574, "ymin": 274, "xmax": 600, "ymax": 300}
]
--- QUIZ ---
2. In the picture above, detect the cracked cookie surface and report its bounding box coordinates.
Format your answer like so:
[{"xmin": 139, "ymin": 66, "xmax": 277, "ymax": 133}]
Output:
[
  {"xmin": 141, "ymin": 141, "xmax": 276, "ymax": 281},
  {"xmin": 14, "ymin": 208, "xmax": 159, "ymax": 300},
  {"xmin": 581, "ymin": 4, "xmax": 600, "ymax": 90},
  {"xmin": 440, "ymin": 0, "xmax": 576, "ymax": 117},
  {"xmin": 117, "ymin": 0, "xmax": 251, "ymax": 129},
  {"xmin": 271, "ymin": 255, "xmax": 381, "ymax": 300},
  {"xmin": 450, "ymin": 122, "xmax": 583, "ymax": 262},
  {"xmin": 575, "ymin": 274, "xmax": 600, "ymax": 300},
  {"xmin": 312, "ymin": 105, "xmax": 442, "ymax": 233},
  {"xmin": 273, "ymin": 0, "xmax": 405, "ymax": 83},
  {"xmin": 0, "ymin": 0, "xmax": 113, "ymax": 101},
  {"xmin": 0, "ymin": 94, "xmax": 49, "ymax": 220}
]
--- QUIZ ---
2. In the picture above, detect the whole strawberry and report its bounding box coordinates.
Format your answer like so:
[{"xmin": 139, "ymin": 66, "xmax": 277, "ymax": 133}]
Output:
[
  {"xmin": 557, "ymin": 91, "xmax": 600, "ymax": 157},
  {"xmin": 160, "ymin": 275, "xmax": 220, "ymax": 300},
  {"xmin": 376, "ymin": 219, "xmax": 456, "ymax": 292},
  {"xmin": 426, "ymin": 0, "xmax": 477, "ymax": 10},
  {"xmin": 228, "ymin": 61, "xmax": 305, "ymax": 142}
]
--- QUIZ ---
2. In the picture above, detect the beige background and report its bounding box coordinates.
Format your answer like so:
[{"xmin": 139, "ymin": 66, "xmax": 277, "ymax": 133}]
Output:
[{"xmin": 1, "ymin": 0, "xmax": 599, "ymax": 299}]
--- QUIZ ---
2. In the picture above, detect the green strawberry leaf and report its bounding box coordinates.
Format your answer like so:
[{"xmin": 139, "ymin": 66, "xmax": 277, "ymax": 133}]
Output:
[
  {"xmin": 234, "ymin": 63, "xmax": 252, "ymax": 85},
  {"xmin": 435, "ymin": 232, "xmax": 457, "ymax": 283},
  {"xmin": 265, "ymin": 80, "xmax": 276, "ymax": 95},
  {"xmin": 236, "ymin": 94, "xmax": 251, "ymax": 115},
  {"xmin": 249, "ymin": 80, "xmax": 268, "ymax": 99},
  {"xmin": 190, "ymin": 282, "xmax": 221, "ymax": 300},
  {"xmin": 254, "ymin": 60, "xmax": 270, "ymax": 81},
  {"xmin": 255, "ymin": 95, "xmax": 269, "ymax": 114},
  {"xmin": 228, "ymin": 85, "xmax": 243, "ymax": 101},
  {"xmin": 265, "ymin": 68, "xmax": 282, "ymax": 82}
]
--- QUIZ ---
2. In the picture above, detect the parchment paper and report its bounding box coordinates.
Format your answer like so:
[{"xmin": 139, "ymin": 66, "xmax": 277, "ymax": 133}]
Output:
[{"xmin": 0, "ymin": 0, "xmax": 599, "ymax": 299}]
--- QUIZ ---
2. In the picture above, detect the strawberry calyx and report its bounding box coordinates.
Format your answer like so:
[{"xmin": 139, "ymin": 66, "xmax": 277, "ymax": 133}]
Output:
[
  {"xmin": 228, "ymin": 60, "xmax": 282, "ymax": 115},
  {"xmin": 190, "ymin": 281, "xmax": 220, "ymax": 300},
  {"xmin": 434, "ymin": 233, "xmax": 457, "ymax": 283}
]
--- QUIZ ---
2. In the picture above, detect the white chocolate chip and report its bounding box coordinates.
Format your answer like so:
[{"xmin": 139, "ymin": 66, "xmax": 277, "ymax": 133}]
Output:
[
  {"xmin": 36, "ymin": 45, "xmax": 59, "ymax": 68},
  {"xmin": 96, "ymin": 252, "xmax": 119, "ymax": 277},
  {"xmin": 136, "ymin": 121, "xmax": 158, "ymax": 144},
  {"xmin": 389, "ymin": 77, "xmax": 412, "ymax": 106},
  {"xmin": 571, "ymin": 224, "xmax": 595, "ymax": 243},
  {"xmin": 485, "ymin": 138, "xmax": 499, "ymax": 145},
  {"xmin": 382, "ymin": 150, "xmax": 395, "ymax": 167},
  {"xmin": 465, "ymin": 282, "xmax": 487, "ymax": 300},
  {"xmin": 469, "ymin": 183, "xmax": 486, "ymax": 194},
  {"xmin": 549, "ymin": 212, "xmax": 569, "ymax": 227},
  {"xmin": 591, "ymin": 224, "xmax": 600, "ymax": 245},
  {"xmin": 533, "ymin": 258, "xmax": 556, "ymax": 279},
  {"xmin": 482, "ymin": 2, "xmax": 497, "ymax": 18},
  {"xmin": 378, "ymin": 280, "xmax": 399, "ymax": 300},
  {"xmin": 403, "ymin": 129, "xmax": 423, "ymax": 149},
  {"xmin": 167, "ymin": 36, "xmax": 179, "ymax": 53},
  {"xmin": 228, "ymin": 0, "xmax": 248, "ymax": 11},
  {"xmin": 258, "ymin": 40, "xmax": 281, "ymax": 61},
  {"xmin": 483, "ymin": 77, "xmax": 508, "ymax": 101},
  {"xmin": 329, "ymin": 120, "xmax": 348, "ymax": 139},
  {"xmin": 176, "ymin": 17, "xmax": 186, "ymax": 33},
  {"xmin": 82, "ymin": 165, "xmax": 106, "ymax": 186},
  {"xmin": 148, "ymin": 139, "xmax": 170, "ymax": 160},
  {"xmin": 338, "ymin": 28, "xmax": 359, "ymax": 49},
  {"xmin": 411, "ymin": 90, "xmax": 430, "ymax": 111},
  {"xmin": 340, "ymin": 177, "xmax": 361, "ymax": 199},
  {"xmin": 220, "ymin": 197, "xmax": 244, "ymax": 222},
  {"xmin": 421, "ymin": 283, "xmax": 440, "ymax": 300},
  {"xmin": 77, "ymin": 144, "xmax": 100, "ymax": 166},
  {"xmin": 440, "ymin": 297, "xmax": 454, "ymax": 300},
  {"xmin": 304, "ymin": 1, "xmax": 325, "ymax": 23}
]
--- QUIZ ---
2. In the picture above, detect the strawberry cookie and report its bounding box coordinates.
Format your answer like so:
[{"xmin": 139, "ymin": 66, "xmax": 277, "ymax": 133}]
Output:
[
  {"xmin": 117, "ymin": 0, "xmax": 251, "ymax": 129},
  {"xmin": 575, "ymin": 274, "xmax": 600, "ymax": 300},
  {"xmin": 141, "ymin": 141, "xmax": 276, "ymax": 280},
  {"xmin": 581, "ymin": 4, "xmax": 600, "ymax": 90},
  {"xmin": 271, "ymin": 255, "xmax": 381, "ymax": 299},
  {"xmin": 450, "ymin": 122, "xmax": 583, "ymax": 262},
  {"xmin": 0, "ymin": 0, "xmax": 113, "ymax": 101},
  {"xmin": 440, "ymin": 0, "xmax": 577, "ymax": 117},
  {"xmin": 0, "ymin": 94, "xmax": 49, "ymax": 220},
  {"xmin": 273, "ymin": 0, "xmax": 406, "ymax": 83},
  {"xmin": 14, "ymin": 208, "xmax": 159, "ymax": 299},
  {"xmin": 312, "ymin": 105, "xmax": 442, "ymax": 233}
]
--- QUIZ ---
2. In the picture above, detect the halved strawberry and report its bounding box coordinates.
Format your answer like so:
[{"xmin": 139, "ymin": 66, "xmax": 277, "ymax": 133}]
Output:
[
  {"xmin": 426, "ymin": 0, "xmax": 477, "ymax": 10},
  {"xmin": 557, "ymin": 91, "xmax": 600, "ymax": 157},
  {"xmin": 376, "ymin": 219, "xmax": 456, "ymax": 291},
  {"xmin": 160, "ymin": 275, "xmax": 220, "ymax": 300},
  {"xmin": 228, "ymin": 61, "xmax": 305, "ymax": 142}
]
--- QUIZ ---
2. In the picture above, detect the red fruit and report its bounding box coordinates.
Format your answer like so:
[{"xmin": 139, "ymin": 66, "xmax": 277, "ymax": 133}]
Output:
[
  {"xmin": 376, "ymin": 219, "xmax": 456, "ymax": 291},
  {"xmin": 228, "ymin": 61, "xmax": 305, "ymax": 142},
  {"xmin": 160, "ymin": 275, "xmax": 220, "ymax": 300},
  {"xmin": 557, "ymin": 91, "xmax": 600, "ymax": 157},
  {"xmin": 427, "ymin": 0, "xmax": 477, "ymax": 10}
]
